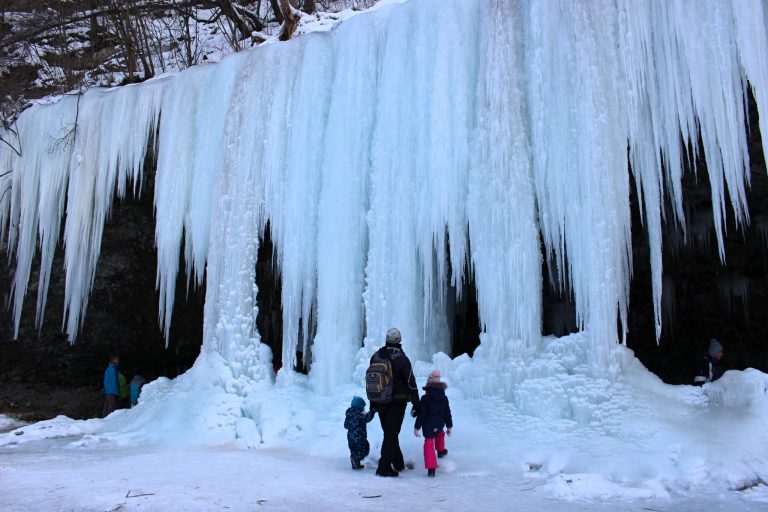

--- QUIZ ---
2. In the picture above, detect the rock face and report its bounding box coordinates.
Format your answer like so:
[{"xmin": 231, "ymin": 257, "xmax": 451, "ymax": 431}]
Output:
[
  {"xmin": 0, "ymin": 165, "xmax": 203, "ymax": 419},
  {"xmin": 625, "ymin": 96, "xmax": 768, "ymax": 383}
]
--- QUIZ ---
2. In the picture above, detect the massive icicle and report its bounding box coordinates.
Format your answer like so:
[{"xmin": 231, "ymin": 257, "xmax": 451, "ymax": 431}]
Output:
[
  {"xmin": 1, "ymin": 0, "xmax": 767, "ymax": 394},
  {"xmin": 528, "ymin": 0, "xmax": 632, "ymax": 364},
  {"xmin": 469, "ymin": 0, "xmax": 541, "ymax": 360},
  {"xmin": 2, "ymin": 82, "xmax": 163, "ymax": 341},
  {"xmin": 2, "ymin": 96, "xmax": 75, "ymax": 337}
]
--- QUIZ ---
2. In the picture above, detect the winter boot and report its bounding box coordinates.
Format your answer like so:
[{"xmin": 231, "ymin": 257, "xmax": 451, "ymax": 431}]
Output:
[
  {"xmin": 351, "ymin": 457, "xmax": 364, "ymax": 470},
  {"xmin": 437, "ymin": 449, "xmax": 448, "ymax": 459},
  {"xmin": 428, "ymin": 468, "xmax": 436, "ymax": 477},
  {"xmin": 376, "ymin": 467, "xmax": 399, "ymax": 477}
]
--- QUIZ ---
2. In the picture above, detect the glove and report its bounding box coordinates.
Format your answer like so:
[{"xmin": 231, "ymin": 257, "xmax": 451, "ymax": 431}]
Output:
[
  {"xmin": 414, "ymin": 428, "xmax": 421, "ymax": 438},
  {"xmin": 446, "ymin": 428, "xmax": 452, "ymax": 437}
]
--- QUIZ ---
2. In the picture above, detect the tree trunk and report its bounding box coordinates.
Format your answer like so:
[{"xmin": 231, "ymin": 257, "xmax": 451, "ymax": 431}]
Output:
[
  {"xmin": 278, "ymin": 0, "xmax": 298, "ymax": 41},
  {"xmin": 216, "ymin": 0, "xmax": 258, "ymax": 40},
  {"xmin": 270, "ymin": 0, "xmax": 284, "ymax": 23}
]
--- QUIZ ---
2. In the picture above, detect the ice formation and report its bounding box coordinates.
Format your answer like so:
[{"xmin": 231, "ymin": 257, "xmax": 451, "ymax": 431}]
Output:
[
  {"xmin": 755, "ymin": 212, "xmax": 768, "ymax": 247},
  {"xmin": 661, "ymin": 274, "xmax": 676, "ymax": 338},
  {"xmin": 718, "ymin": 271, "xmax": 751, "ymax": 321},
  {"xmin": 2, "ymin": 0, "xmax": 768, "ymax": 396},
  {"xmin": 688, "ymin": 208, "xmax": 715, "ymax": 256}
]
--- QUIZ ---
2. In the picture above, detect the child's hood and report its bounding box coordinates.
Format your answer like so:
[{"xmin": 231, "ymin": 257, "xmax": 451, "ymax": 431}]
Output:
[
  {"xmin": 424, "ymin": 382, "xmax": 448, "ymax": 401},
  {"xmin": 351, "ymin": 396, "xmax": 366, "ymax": 410}
]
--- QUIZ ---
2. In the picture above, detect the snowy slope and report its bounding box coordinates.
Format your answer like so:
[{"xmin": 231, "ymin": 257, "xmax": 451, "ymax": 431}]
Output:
[
  {"xmin": 2, "ymin": 335, "xmax": 767, "ymax": 504},
  {"xmin": 2, "ymin": 438, "xmax": 767, "ymax": 511}
]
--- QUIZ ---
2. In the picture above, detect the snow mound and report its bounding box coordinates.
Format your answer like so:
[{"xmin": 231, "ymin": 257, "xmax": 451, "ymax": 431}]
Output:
[{"xmin": 3, "ymin": 336, "xmax": 767, "ymax": 498}]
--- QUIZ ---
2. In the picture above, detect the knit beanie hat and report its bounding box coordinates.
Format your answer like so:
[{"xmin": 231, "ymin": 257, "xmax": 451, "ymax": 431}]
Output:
[
  {"xmin": 385, "ymin": 327, "xmax": 402, "ymax": 345},
  {"xmin": 426, "ymin": 369, "xmax": 441, "ymax": 386},
  {"xmin": 708, "ymin": 338, "xmax": 724, "ymax": 358},
  {"xmin": 351, "ymin": 396, "xmax": 366, "ymax": 410}
]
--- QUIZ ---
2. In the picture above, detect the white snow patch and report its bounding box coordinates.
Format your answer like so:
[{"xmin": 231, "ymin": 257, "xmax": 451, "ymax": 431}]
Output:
[{"xmin": 0, "ymin": 415, "xmax": 27, "ymax": 433}]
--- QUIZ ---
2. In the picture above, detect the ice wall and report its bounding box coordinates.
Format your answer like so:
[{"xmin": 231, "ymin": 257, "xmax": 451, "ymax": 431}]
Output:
[
  {"xmin": 2, "ymin": 0, "xmax": 767, "ymax": 393},
  {"xmin": 1, "ymin": 84, "xmax": 164, "ymax": 340}
]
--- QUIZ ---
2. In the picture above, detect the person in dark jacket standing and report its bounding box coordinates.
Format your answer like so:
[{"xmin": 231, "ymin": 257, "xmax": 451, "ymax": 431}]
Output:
[
  {"xmin": 344, "ymin": 396, "xmax": 376, "ymax": 469},
  {"xmin": 694, "ymin": 338, "xmax": 727, "ymax": 385},
  {"xmin": 414, "ymin": 369, "xmax": 453, "ymax": 477},
  {"xmin": 102, "ymin": 354, "xmax": 120, "ymax": 417},
  {"xmin": 373, "ymin": 327, "xmax": 420, "ymax": 477}
]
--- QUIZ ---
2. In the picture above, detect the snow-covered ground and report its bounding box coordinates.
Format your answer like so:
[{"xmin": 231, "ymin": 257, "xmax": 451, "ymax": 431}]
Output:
[
  {"xmin": 2, "ymin": 439, "xmax": 767, "ymax": 512},
  {"xmin": 2, "ymin": 339, "xmax": 768, "ymax": 511},
  {"xmin": 0, "ymin": 414, "xmax": 26, "ymax": 434},
  {"xmin": 2, "ymin": 416, "xmax": 767, "ymax": 511}
]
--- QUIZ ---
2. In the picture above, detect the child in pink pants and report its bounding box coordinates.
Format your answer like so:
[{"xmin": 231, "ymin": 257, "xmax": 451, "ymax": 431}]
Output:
[{"xmin": 414, "ymin": 370, "xmax": 453, "ymax": 477}]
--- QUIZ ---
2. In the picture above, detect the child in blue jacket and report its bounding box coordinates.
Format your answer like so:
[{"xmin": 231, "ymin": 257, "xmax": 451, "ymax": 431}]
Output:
[
  {"xmin": 344, "ymin": 396, "xmax": 376, "ymax": 469},
  {"xmin": 414, "ymin": 370, "xmax": 453, "ymax": 477},
  {"xmin": 130, "ymin": 375, "xmax": 147, "ymax": 407}
]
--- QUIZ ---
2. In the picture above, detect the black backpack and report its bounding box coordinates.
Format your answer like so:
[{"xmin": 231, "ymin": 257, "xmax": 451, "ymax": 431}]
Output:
[{"xmin": 366, "ymin": 349, "xmax": 395, "ymax": 404}]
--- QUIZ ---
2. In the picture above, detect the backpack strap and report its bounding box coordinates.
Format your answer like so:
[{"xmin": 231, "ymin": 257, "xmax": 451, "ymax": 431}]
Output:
[{"xmin": 385, "ymin": 347, "xmax": 402, "ymax": 383}]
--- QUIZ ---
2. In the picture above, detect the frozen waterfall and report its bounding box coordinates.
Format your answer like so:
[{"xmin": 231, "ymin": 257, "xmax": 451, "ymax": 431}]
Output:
[{"xmin": 2, "ymin": 0, "xmax": 767, "ymax": 394}]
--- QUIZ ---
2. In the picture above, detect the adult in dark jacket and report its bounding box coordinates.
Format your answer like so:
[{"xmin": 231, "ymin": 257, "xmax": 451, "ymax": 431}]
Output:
[
  {"xmin": 102, "ymin": 354, "xmax": 120, "ymax": 417},
  {"xmin": 414, "ymin": 369, "xmax": 453, "ymax": 477},
  {"xmin": 372, "ymin": 327, "xmax": 420, "ymax": 477},
  {"xmin": 694, "ymin": 338, "xmax": 727, "ymax": 385}
]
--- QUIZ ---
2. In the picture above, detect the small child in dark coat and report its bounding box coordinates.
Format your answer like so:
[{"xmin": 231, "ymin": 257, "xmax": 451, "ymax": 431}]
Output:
[
  {"xmin": 414, "ymin": 369, "xmax": 453, "ymax": 477},
  {"xmin": 344, "ymin": 395, "xmax": 376, "ymax": 469}
]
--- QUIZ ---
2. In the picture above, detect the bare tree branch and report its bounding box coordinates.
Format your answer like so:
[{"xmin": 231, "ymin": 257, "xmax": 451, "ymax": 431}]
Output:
[
  {"xmin": 0, "ymin": 186, "xmax": 11, "ymax": 207},
  {"xmin": 0, "ymin": 120, "xmax": 22, "ymax": 157},
  {"xmin": 0, "ymin": 136, "xmax": 22, "ymax": 157}
]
